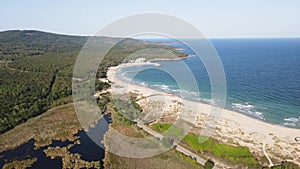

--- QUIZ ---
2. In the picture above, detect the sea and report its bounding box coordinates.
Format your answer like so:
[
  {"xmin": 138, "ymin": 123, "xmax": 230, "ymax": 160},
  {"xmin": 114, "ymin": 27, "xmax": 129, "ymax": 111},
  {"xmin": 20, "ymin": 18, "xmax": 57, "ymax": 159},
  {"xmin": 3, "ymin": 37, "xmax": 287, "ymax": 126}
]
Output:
[{"xmin": 119, "ymin": 38, "xmax": 300, "ymax": 128}]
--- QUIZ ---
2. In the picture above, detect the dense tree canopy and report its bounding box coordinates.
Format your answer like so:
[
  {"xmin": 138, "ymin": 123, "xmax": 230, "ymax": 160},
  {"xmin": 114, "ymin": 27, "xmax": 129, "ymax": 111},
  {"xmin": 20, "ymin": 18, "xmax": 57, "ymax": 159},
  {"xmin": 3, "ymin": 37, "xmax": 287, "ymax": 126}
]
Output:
[{"xmin": 0, "ymin": 30, "xmax": 187, "ymax": 133}]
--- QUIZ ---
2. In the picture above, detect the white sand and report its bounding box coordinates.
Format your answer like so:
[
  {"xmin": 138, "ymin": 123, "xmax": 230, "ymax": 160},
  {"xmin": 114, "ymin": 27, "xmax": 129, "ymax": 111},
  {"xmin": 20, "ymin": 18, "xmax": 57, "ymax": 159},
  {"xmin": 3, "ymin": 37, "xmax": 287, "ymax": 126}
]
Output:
[{"xmin": 107, "ymin": 63, "xmax": 300, "ymax": 165}]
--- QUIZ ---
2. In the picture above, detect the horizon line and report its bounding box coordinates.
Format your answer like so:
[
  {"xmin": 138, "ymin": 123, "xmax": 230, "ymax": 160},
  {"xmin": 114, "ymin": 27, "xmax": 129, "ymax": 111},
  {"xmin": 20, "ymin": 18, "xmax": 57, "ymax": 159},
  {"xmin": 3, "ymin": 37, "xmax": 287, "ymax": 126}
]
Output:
[{"xmin": 1, "ymin": 29, "xmax": 300, "ymax": 39}]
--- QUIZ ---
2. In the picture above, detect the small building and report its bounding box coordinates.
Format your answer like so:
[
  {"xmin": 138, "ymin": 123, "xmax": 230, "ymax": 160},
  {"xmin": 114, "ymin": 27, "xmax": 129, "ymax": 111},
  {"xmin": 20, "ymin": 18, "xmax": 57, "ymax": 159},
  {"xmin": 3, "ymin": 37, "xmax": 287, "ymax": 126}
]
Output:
[
  {"xmin": 135, "ymin": 58, "xmax": 146, "ymax": 63},
  {"xmin": 295, "ymin": 137, "xmax": 300, "ymax": 143}
]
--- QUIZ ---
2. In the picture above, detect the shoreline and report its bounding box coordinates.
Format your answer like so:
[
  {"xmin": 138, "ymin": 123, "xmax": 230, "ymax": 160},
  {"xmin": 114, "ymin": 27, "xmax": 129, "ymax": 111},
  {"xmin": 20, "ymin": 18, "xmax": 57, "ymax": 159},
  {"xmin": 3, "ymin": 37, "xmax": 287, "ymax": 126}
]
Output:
[
  {"xmin": 148, "ymin": 55, "xmax": 189, "ymax": 62},
  {"xmin": 112, "ymin": 62, "xmax": 298, "ymax": 130},
  {"xmin": 107, "ymin": 62, "xmax": 300, "ymax": 164}
]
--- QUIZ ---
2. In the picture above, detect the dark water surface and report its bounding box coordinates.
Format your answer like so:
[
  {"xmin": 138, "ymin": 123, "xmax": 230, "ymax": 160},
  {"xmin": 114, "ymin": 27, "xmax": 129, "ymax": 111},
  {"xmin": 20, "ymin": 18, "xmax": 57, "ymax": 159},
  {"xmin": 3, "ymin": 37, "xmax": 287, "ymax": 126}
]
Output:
[{"xmin": 0, "ymin": 114, "xmax": 111, "ymax": 168}]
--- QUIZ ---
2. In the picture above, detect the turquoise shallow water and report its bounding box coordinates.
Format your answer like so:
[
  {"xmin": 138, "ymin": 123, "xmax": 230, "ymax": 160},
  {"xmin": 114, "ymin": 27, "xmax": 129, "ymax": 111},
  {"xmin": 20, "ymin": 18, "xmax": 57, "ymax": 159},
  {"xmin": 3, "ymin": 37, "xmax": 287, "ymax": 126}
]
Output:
[{"xmin": 120, "ymin": 38, "xmax": 300, "ymax": 128}]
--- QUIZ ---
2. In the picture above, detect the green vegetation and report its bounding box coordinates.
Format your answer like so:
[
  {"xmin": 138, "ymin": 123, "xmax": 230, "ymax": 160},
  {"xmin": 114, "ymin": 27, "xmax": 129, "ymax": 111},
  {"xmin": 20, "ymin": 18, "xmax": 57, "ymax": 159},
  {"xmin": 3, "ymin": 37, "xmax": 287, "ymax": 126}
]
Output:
[
  {"xmin": 151, "ymin": 123, "xmax": 184, "ymax": 137},
  {"xmin": 104, "ymin": 98, "xmax": 204, "ymax": 169},
  {"xmin": 0, "ymin": 30, "xmax": 187, "ymax": 134},
  {"xmin": 3, "ymin": 30, "xmax": 288, "ymax": 168},
  {"xmin": 184, "ymin": 133, "xmax": 259, "ymax": 166},
  {"xmin": 107, "ymin": 100, "xmax": 146, "ymax": 137},
  {"xmin": 0, "ymin": 30, "xmax": 88, "ymax": 61},
  {"xmin": 204, "ymin": 160, "xmax": 214, "ymax": 169},
  {"xmin": 95, "ymin": 81, "xmax": 110, "ymax": 91},
  {"xmin": 105, "ymin": 149, "xmax": 204, "ymax": 169},
  {"xmin": 0, "ymin": 104, "xmax": 81, "ymax": 152},
  {"xmin": 268, "ymin": 161, "xmax": 300, "ymax": 169},
  {"xmin": 112, "ymin": 94, "xmax": 144, "ymax": 122},
  {"xmin": 96, "ymin": 92, "xmax": 111, "ymax": 112},
  {"xmin": 95, "ymin": 38, "xmax": 188, "ymax": 78},
  {"xmin": 151, "ymin": 123, "xmax": 260, "ymax": 167},
  {"xmin": 0, "ymin": 30, "xmax": 87, "ymax": 134}
]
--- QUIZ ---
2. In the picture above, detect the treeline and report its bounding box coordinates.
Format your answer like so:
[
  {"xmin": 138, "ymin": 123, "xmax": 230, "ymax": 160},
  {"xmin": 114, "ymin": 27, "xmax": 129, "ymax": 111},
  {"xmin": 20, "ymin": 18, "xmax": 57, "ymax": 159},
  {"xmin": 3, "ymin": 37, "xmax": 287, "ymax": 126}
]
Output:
[
  {"xmin": 0, "ymin": 30, "xmax": 88, "ymax": 60},
  {"xmin": 97, "ymin": 39, "xmax": 188, "ymax": 78}
]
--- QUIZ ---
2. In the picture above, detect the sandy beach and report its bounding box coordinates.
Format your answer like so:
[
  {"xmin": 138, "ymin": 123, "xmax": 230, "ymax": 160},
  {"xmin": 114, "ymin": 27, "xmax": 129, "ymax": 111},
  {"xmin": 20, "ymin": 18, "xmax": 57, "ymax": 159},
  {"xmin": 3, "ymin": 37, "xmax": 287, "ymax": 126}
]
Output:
[{"xmin": 107, "ymin": 62, "xmax": 300, "ymax": 166}]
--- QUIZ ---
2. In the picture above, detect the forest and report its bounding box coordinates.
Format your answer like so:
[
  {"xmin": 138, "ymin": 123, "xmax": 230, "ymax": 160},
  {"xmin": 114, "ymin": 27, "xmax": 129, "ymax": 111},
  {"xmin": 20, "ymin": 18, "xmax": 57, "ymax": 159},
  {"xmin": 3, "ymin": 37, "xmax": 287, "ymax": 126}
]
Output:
[{"xmin": 0, "ymin": 30, "xmax": 187, "ymax": 134}]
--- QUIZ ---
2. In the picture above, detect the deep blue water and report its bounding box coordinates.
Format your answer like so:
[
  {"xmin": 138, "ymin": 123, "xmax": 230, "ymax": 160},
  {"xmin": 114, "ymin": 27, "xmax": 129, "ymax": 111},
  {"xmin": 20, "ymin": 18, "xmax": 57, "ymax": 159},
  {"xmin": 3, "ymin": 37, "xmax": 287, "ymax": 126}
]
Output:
[{"xmin": 121, "ymin": 38, "xmax": 300, "ymax": 128}]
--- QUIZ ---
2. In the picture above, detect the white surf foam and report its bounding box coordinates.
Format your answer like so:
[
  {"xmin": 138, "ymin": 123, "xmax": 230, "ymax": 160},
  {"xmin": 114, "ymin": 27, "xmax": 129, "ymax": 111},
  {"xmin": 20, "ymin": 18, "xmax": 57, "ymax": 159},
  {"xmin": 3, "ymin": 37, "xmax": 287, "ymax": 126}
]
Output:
[
  {"xmin": 232, "ymin": 103, "xmax": 265, "ymax": 120},
  {"xmin": 283, "ymin": 117, "xmax": 300, "ymax": 127}
]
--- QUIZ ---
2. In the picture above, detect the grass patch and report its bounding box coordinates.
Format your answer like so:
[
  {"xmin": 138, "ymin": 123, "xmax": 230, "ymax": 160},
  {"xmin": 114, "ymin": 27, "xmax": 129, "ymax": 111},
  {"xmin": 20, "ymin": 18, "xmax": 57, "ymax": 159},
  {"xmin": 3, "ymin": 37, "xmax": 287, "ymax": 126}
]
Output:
[
  {"xmin": 152, "ymin": 123, "xmax": 184, "ymax": 137},
  {"xmin": 184, "ymin": 133, "xmax": 259, "ymax": 166},
  {"xmin": 151, "ymin": 123, "xmax": 260, "ymax": 167}
]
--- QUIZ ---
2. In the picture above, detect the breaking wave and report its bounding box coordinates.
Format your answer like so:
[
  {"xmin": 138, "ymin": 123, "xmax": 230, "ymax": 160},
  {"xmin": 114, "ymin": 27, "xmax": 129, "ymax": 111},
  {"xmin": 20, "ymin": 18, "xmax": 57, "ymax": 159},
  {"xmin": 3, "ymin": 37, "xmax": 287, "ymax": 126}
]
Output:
[
  {"xmin": 232, "ymin": 103, "xmax": 265, "ymax": 120},
  {"xmin": 283, "ymin": 117, "xmax": 300, "ymax": 127}
]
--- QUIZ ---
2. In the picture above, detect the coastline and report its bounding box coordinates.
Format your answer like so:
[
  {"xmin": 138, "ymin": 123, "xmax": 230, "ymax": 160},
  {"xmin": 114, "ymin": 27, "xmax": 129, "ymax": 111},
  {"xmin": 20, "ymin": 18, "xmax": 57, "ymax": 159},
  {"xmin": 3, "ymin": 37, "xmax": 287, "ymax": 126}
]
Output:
[
  {"xmin": 107, "ymin": 62, "xmax": 300, "ymax": 164},
  {"xmin": 148, "ymin": 55, "xmax": 189, "ymax": 62}
]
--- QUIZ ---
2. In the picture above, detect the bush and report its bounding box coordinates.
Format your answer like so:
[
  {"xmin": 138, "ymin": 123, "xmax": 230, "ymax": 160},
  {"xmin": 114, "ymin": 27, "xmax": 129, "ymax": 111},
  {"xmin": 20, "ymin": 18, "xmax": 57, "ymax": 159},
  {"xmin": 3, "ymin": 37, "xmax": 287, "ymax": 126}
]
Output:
[{"xmin": 204, "ymin": 160, "xmax": 214, "ymax": 169}]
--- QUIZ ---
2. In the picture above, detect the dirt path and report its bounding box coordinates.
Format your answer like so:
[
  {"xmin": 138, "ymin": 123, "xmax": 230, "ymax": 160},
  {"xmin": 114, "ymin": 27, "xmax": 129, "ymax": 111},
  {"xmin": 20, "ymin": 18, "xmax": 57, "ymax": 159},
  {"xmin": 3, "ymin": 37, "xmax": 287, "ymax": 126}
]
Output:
[
  {"xmin": 263, "ymin": 142, "xmax": 274, "ymax": 167},
  {"xmin": 2, "ymin": 60, "xmax": 30, "ymax": 72}
]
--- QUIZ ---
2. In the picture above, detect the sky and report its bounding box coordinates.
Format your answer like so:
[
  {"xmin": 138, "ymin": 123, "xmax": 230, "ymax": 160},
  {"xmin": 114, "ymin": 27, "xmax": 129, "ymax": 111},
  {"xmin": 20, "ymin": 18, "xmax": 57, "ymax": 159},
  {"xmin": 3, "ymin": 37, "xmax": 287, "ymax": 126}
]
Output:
[{"xmin": 1, "ymin": 0, "xmax": 300, "ymax": 38}]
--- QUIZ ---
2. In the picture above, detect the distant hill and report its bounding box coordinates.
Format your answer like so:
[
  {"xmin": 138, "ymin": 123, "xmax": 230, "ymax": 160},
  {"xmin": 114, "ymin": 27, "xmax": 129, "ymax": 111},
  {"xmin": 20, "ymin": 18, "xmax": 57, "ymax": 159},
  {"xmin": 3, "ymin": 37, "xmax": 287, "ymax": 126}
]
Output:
[
  {"xmin": 0, "ymin": 30, "xmax": 87, "ymax": 43},
  {"xmin": 0, "ymin": 30, "xmax": 137, "ymax": 60}
]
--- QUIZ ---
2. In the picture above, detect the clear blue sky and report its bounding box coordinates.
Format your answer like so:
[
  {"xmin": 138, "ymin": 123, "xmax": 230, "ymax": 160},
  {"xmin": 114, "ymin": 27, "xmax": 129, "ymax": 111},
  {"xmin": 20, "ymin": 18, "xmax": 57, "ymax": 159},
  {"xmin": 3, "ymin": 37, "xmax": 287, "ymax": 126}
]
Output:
[{"xmin": 1, "ymin": 0, "xmax": 300, "ymax": 38}]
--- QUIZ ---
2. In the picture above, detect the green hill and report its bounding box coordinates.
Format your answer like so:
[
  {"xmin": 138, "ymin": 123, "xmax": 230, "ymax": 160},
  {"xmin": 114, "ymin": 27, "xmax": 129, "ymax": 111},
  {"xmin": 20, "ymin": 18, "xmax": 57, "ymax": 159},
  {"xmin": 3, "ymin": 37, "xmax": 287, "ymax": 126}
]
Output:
[{"xmin": 0, "ymin": 30, "xmax": 186, "ymax": 134}]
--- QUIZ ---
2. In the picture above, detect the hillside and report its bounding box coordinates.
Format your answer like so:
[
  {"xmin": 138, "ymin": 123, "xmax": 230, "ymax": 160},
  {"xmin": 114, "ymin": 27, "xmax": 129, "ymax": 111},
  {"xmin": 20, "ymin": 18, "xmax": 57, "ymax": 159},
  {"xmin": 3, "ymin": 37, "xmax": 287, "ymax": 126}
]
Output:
[
  {"xmin": 0, "ymin": 30, "xmax": 187, "ymax": 134},
  {"xmin": 0, "ymin": 30, "xmax": 132, "ymax": 133}
]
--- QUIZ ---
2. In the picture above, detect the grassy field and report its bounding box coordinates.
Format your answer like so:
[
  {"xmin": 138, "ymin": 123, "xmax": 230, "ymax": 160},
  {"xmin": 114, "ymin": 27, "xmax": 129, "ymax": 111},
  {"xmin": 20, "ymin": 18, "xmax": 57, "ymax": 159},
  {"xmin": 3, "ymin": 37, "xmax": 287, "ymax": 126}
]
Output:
[{"xmin": 183, "ymin": 133, "xmax": 259, "ymax": 166}]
